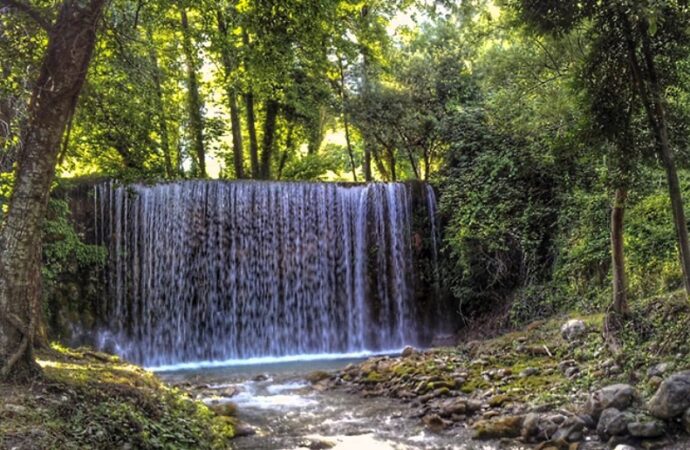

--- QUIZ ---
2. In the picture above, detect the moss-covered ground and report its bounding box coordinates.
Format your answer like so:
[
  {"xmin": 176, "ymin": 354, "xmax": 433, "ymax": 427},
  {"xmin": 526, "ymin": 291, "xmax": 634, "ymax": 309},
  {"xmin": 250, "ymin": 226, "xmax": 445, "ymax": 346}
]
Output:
[
  {"xmin": 0, "ymin": 344, "xmax": 234, "ymax": 450},
  {"xmin": 341, "ymin": 290, "xmax": 690, "ymax": 413}
]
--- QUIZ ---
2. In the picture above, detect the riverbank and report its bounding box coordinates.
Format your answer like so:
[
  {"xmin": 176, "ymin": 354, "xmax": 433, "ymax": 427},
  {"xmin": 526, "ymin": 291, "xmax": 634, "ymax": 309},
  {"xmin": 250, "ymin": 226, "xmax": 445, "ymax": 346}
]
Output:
[
  {"xmin": 320, "ymin": 291, "xmax": 690, "ymax": 449},
  {"xmin": 0, "ymin": 345, "xmax": 234, "ymax": 449}
]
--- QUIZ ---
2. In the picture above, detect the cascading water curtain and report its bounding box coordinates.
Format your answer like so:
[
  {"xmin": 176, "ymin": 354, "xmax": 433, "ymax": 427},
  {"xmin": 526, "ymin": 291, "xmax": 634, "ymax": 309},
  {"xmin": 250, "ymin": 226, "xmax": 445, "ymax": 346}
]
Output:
[{"xmin": 95, "ymin": 181, "xmax": 427, "ymax": 367}]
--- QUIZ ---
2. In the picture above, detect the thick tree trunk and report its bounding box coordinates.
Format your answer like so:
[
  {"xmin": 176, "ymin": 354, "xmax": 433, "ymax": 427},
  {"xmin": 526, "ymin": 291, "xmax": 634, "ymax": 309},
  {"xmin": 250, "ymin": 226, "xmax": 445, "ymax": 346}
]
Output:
[
  {"xmin": 611, "ymin": 187, "xmax": 629, "ymax": 314},
  {"xmin": 146, "ymin": 26, "xmax": 173, "ymax": 178},
  {"xmin": 216, "ymin": 11, "xmax": 244, "ymax": 179},
  {"xmin": 180, "ymin": 6, "xmax": 206, "ymax": 178},
  {"xmin": 0, "ymin": 0, "xmax": 106, "ymax": 382},
  {"xmin": 260, "ymin": 99, "xmax": 279, "ymax": 179}
]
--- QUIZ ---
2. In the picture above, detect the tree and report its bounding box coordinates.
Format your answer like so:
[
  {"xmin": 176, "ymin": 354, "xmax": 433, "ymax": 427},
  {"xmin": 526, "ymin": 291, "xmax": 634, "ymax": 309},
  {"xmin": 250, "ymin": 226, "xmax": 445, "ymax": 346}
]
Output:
[
  {"xmin": 0, "ymin": 0, "xmax": 107, "ymax": 381},
  {"xmin": 179, "ymin": 3, "xmax": 206, "ymax": 178},
  {"xmin": 507, "ymin": 0, "xmax": 690, "ymax": 300}
]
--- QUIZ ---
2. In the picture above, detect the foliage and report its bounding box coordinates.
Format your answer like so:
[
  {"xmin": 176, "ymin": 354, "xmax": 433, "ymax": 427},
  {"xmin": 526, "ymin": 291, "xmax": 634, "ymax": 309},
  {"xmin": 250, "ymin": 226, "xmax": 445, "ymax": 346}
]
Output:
[
  {"xmin": 42, "ymin": 199, "xmax": 106, "ymax": 281},
  {"xmin": 438, "ymin": 107, "xmax": 563, "ymax": 319}
]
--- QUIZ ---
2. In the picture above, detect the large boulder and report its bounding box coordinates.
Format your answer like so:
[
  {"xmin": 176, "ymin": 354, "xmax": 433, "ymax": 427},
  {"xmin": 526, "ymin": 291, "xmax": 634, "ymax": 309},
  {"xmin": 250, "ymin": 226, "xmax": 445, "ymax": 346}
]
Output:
[
  {"xmin": 561, "ymin": 319, "xmax": 586, "ymax": 341},
  {"xmin": 597, "ymin": 408, "xmax": 634, "ymax": 439},
  {"xmin": 584, "ymin": 384, "xmax": 637, "ymax": 419},
  {"xmin": 647, "ymin": 371, "xmax": 690, "ymax": 419}
]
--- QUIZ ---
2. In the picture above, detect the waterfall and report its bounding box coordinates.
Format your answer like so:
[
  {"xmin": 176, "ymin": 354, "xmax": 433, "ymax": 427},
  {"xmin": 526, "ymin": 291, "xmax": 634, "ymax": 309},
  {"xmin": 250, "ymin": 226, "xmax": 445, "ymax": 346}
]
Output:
[{"xmin": 95, "ymin": 181, "xmax": 433, "ymax": 367}]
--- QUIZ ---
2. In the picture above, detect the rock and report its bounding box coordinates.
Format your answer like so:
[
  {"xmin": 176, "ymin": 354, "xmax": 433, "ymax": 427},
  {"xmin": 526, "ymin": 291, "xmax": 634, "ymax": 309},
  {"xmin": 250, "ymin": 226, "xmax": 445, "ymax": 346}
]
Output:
[
  {"xmin": 584, "ymin": 384, "xmax": 637, "ymax": 419},
  {"xmin": 472, "ymin": 415, "xmax": 524, "ymax": 439},
  {"xmin": 305, "ymin": 371, "xmax": 331, "ymax": 384},
  {"xmin": 522, "ymin": 413, "xmax": 541, "ymax": 439},
  {"xmin": 647, "ymin": 370, "xmax": 690, "ymax": 419},
  {"xmin": 482, "ymin": 410, "xmax": 500, "ymax": 419},
  {"xmin": 520, "ymin": 367, "xmax": 539, "ymax": 378},
  {"xmin": 219, "ymin": 386, "xmax": 239, "ymax": 397},
  {"xmin": 597, "ymin": 408, "xmax": 633, "ymax": 439},
  {"xmin": 207, "ymin": 401, "xmax": 237, "ymax": 417},
  {"xmin": 647, "ymin": 362, "xmax": 670, "ymax": 378},
  {"xmin": 252, "ymin": 373, "xmax": 269, "ymax": 382},
  {"xmin": 627, "ymin": 420, "xmax": 665, "ymax": 438},
  {"xmin": 497, "ymin": 368, "xmax": 513, "ymax": 379},
  {"xmin": 565, "ymin": 366, "xmax": 580, "ymax": 379},
  {"xmin": 466, "ymin": 399, "xmax": 483, "ymax": 414},
  {"xmin": 552, "ymin": 415, "xmax": 586, "ymax": 443},
  {"xmin": 422, "ymin": 414, "xmax": 450, "ymax": 432},
  {"xmin": 683, "ymin": 407, "xmax": 690, "ymax": 433},
  {"xmin": 488, "ymin": 394, "xmax": 511, "ymax": 407},
  {"xmin": 559, "ymin": 360, "xmax": 578, "ymax": 373},
  {"xmin": 233, "ymin": 420, "xmax": 256, "ymax": 437},
  {"xmin": 561, "ymin": 319, "xmax": 586, "ymax": 341},
  {"xmin": 440, "ymin": 398, "xmax": 467, "ymax": 417},
  {"xmin": 613, "ymin": 446, "xmax": 637, "ymax": 450},
  {"xmin": 401, "ymin": 346, "xmax": 416, "ymax": 357},
  {"xmin": 299, "ymin": 439, "xmax": 335, "ymax": 450}
]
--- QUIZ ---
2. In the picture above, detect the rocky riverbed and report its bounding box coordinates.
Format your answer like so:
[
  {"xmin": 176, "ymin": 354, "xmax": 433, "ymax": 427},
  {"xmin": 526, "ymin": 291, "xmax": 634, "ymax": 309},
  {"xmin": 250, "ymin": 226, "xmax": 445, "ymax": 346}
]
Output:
[
  {"xmin": 315, "ymin": 299, "xmax": 690, "ymax": 450},
  {"xmin": 160, "ymin": 357, "xmax": 512, "ymax": 449},
  {"xmin": 160, "ymin": 292, "xmax": 690, "ymax": 449}
]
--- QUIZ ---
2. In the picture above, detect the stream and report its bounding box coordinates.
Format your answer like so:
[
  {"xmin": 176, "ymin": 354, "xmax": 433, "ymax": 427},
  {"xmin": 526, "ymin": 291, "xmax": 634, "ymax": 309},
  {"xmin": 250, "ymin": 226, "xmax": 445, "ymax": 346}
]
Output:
[{"xmin": 158, "ymin": 357, "xmax": 518, "ymax": 450}]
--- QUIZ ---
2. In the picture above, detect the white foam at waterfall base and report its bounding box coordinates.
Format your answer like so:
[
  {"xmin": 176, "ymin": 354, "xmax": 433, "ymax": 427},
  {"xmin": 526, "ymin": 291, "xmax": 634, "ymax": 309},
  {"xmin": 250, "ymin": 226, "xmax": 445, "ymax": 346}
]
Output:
[{"xmin": 148, "ymin": 349, "xmax": 403, "ymax": 372}]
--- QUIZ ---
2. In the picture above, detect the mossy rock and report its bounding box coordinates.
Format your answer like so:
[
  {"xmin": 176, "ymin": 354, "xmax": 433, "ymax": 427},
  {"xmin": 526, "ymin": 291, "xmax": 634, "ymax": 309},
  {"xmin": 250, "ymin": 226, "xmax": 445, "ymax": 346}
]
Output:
[
  {"xmin": 364, "ymin": 371, "xmax": 384, "ymax": 384},
  {"xmin": 472, "ymin": 415, "xmax": 524, "ymax": 439}
]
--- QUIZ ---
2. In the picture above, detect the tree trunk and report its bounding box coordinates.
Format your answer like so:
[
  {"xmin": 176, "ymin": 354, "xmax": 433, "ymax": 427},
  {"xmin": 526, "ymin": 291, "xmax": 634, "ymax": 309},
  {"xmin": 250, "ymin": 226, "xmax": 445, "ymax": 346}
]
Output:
[
  {"xmin": 387, "ymin": 147, "xmax": 396, "ymax": 181},
  {"xmin": 371, "ymin": 145, "xmax": 389, "ymax": 181},
  {"xmin": 245, "ymin": 92, "xmax": 259, "ymax": 179},
  {"xmin": 0, "ymin": 0, "xmax": 106, "ymax": 382},
  {"xmin": 260, "ymin": 99, "xmax": 279, "ymax": 179},
  {"xmin": 216, "ymin": 11, "xmax": 244, "ymax": 179},
  {"xmin": 623, "ymin": 15, "xmax": 690, "ymax": 297},
  {"xmin": 611, "ymin": 187, "xmax": 629, "ymax": 314},
  {"xmin": 361, "ymin": 50, "xmax": 373, "ymax": 182},
  {"xmin": 146, "ymin": 26, "xmax": 173, "ymax": 178},
  {"xmin": 277, "ymin": 121, "xmax": 295, "ymax": 180},
  {"xmin": 338, "ymin": 57, "xmax": 357, "ymax": 181},
  {"xmin": 640, "ymin": 30, "xmax": 690, "ymax": 298},
  {"xmin": 180, "ymin": 6, "xmax": 206, "ymax": 178},
  {"xmin": 242, "ymin": 30, "xmax": 260, "ymax": 179}
]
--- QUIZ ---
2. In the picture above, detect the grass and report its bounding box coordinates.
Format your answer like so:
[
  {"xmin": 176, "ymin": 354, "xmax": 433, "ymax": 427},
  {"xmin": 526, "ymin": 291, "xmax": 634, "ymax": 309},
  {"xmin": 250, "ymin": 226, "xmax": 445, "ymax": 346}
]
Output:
[{"xmin": 0, "ymin": 344, "xmax": 234, "ymax": 450}]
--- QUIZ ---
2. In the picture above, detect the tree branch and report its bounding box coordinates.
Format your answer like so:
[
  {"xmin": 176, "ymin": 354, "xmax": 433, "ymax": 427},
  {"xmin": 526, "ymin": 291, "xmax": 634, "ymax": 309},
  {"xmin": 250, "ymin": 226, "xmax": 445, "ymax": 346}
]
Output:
[{"xmin": 0, "ymin": 0, "xmax": 52, "ymax": 32}]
